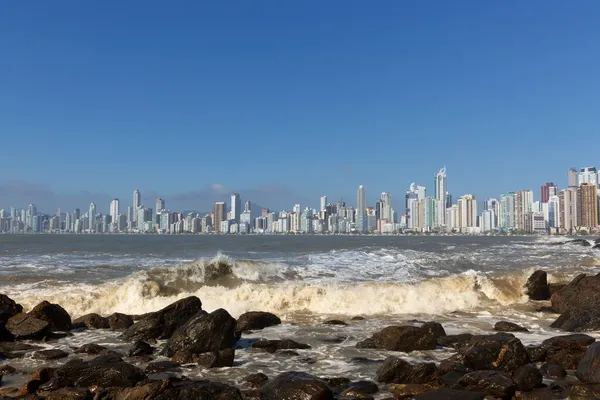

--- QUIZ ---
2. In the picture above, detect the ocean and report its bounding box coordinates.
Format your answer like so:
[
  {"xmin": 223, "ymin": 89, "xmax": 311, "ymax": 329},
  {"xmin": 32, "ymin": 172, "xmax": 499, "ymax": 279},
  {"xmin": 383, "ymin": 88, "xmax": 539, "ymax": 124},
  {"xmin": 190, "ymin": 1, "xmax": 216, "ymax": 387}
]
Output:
[{"xmin": 1, "ymin": 234, "xmax": 599, "ymax": 391}]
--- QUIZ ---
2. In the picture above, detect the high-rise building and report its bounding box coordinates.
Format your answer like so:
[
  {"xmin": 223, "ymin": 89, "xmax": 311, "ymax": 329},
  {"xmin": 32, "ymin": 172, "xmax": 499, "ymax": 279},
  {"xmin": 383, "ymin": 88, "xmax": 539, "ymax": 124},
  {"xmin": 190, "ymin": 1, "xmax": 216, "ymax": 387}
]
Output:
[
  {"xmin": 133, "ymin": 189, "xmax": 141, "ymax": 225},
  {"xmin": 320, "ymin": 196, "xmax": 327, "ymax": 212},
  {"xmin": 380, "ymin": 192, "xmax": 392, "ymax": 222},
  {"xmin": 541, "ymin": 182, "xmax": 558, "ymax": 203},
  {"xmin": 434, "ymin": 168, "xmax": 447, "ymax": 228},
  {"xmin": 405, "ymin": 184, "xmax": 419, "ymax": 230},
  {"xmin": 578, "ymin": 183, "xmax": 599, "ymax": 229},
  {"xmin": 89, "ymin": 203, "xmax": 96, "ymax": 231},
  {"xmin": 230, "ymin": 193, "xmax": 241, "ymax": 222},
  {"xmin": 481, "ymin": 209, "xmax": 496, "ymax": 232},
  {"xmin": 569, "ymin": 168, "xmax": 578, "ymax": 188},
  {"xmin": 579, "ymin": 167, "xmax": 598, "ymax": 186},
  {"xmin": 110, "ymin": 199, "xmax": 120, "ymax": 224},
  {"xmin": 155, "ymin": 197, "xmax": 165, "ymax": 223},
  {"xmin": 244, "ymin": 201, "xmax": 251, "ymax": 213},
  {"xmin": 559, "ymin": 188, "xmax": 577, "ymax": 234},
  {"xmin": 547, "ymin": 195, "xmax": 560, "ymax": 229},
  {"xmin": 499, "ymin": 193, "xmax": 515, "ymax": 230},
  {"xmin": 213, "ymin": 202, "xmax": 226, "ymax": 232},
  {"xmin": 457, "ymin": 194, "xmax": 477, "ymax": 233}
]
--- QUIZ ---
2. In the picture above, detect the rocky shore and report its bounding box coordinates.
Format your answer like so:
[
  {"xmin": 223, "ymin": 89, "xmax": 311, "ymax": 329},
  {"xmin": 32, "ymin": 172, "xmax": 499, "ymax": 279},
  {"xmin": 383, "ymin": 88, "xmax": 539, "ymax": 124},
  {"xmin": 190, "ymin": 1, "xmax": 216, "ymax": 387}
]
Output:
[{"xmin": 2, "ymin": 268, "xmax": 600, "ymax": 399}]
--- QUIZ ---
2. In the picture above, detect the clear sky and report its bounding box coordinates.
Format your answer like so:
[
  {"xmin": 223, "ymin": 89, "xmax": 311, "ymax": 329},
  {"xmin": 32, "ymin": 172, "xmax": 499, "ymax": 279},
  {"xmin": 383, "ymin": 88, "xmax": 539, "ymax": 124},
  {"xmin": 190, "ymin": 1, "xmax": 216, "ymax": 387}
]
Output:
[{"xmin": 1, "ymin": 1, "xmax": 599, "ymax": 213}]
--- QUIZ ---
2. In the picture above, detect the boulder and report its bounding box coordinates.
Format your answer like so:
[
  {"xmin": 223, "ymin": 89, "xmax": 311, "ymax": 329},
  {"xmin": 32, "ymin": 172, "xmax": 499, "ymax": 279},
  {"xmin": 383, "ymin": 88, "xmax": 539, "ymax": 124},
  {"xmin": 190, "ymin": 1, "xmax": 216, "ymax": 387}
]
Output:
[
  {"xmin": 339, "ymin": 381, "xmax": 378, "ymax": 398},
  {"xmin": 550, "ymin": 274, "xmax": 600, "ymax": 313},
  {"xmin": 47, "ymin": 355, "xmax": 144, "ymax": 389},
  {"xmin": 261, "ymin": 371, "xmax": 334, "ymax": 400},
  {"xmin": 28, "ymin": 301, "xmax": 72, "ymax": 331},
  {"xmin": 437, "ymin": 333, "xmax": 473, "ymax": 349},
  {"xmin": 356, "ymin": 326, "xmax": 437, "ymax": 352},
  {"xmin": 525, "ymin": 271, "xmax": 551, "ymax": 300},
  {"xmin": 5, "ymin": 313, "xmax": 51, "ymax": 340},
  {"xmin": 145, "ymin": 361, "xmax": 181, "ymax": 374},
  {"xmin": 494, "ymin": 321, "xmax": 529, "ymax": 332},
  {"xmin": 577, "ymin": 342, "xmax": 600, "ymax": 383},
  {"xmin": 421, "ymin": 322, "xmax": 446, "ymax": 339},
  {"xmin": 36, "ymin": 387, "xmax": 92, "ymax": 400},
  {"xmin": 541, "ymin": 334, "xmax": 593, "ymax": 369},
  {"xmin": 457, "ymin": 370, "xmax": 516, "ymax": 399},
  {"xmin": 108, "ymin": 313, "xmax": 134, "ymax": 330},
  {"xmin": 375, "ymin": 356, "xmax": 437, "ymax": 384},
  {"xmin": 123, "ymin": 296, "xmax": 203, "ymax": 341},
  {"xmin": 32, "ymin": 350, "xmax": 69, "ymax": 360},
  {"xmin": 171, "ymin": 348, "xmax": 235, "ymax": 368},
  {"xmin": 73, "ymin": 343, "xmax": 109, "ymax": 355},
  {"xmin": 461, "ymin": 333, "xmax": 529, "ymax": 372},
  {"xmin": 163, "ymin": 308, "xmax": 237, "ymax": 357},
  {"xmin": 323, "ymin": 319, "xmax": 347, "ymax": 326},
  {"xmin": 513, "ymin": 364, "xmax": 543, "ymax": 391},
  {"xmin": 236, "ymin": 311, "xmax": 281, "ymax": 331},
  {"xmin": 129, "ymin": 340, "xmax": 154, "ymax": 357},
  {"xmin": 0, "ymin": 294, "xmax": 23, "ymax": 341},
  {"xmin": 72, "ymin": 313, "xmax": 109, "ymax": 330},
  {"xmin": 540, "ymin": 363, "xmax": 566, "ymax": 380},
  {"xmin": 18, "ymin": 367, "xmax": 55, "ymax": 396},
  {"xmin": 386, "ymin": 383, "xmax": 438, "ymax": 399},
  {"xmin": 245, "ymin": 373, "xmax": 269, "ymax": 388},
  {"xmin": 0, "ymin": 341, "xmax": 43, "ymax": 358},
  {"xmin": 412, "ymin": 389, "xmax": 485, "ymax": 400},
  {"xmin": 252, "ymin": 339, "xmax": 311, "ymax": 353},
  {"xmin": 550, "ymin": 307, "xmax": 600, "ymax": 331},
  {"xmin": 103, "ymin": 380, "xmax": 244, "ymax": 400}
]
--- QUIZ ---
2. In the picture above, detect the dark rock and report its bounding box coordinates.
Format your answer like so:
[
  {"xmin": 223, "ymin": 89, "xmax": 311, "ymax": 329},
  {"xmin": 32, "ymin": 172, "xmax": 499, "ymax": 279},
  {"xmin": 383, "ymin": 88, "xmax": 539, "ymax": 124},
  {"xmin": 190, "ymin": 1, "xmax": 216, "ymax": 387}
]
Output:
[
  {"xmin": 47, "ymin": 355, "xmax": 145, "ymax": 389},
  {"xmin": 28, "ymin": 301, "xmax": 71, "ymax": 331},
  {"xmin": 494, "ymin": 321, "xmax": 529, "ymax": 332},
  {"xmin": 527, "ymin": 345, "xmax": 547, "ymax": 362},
  {"xmin": 108, "ymin": 313, "xmax": 134, "ymax": 330},
  {"xmin": 356, "ymin": 326, "xmax": 437, "ymax": 352},
  {"xmin": 567, "ymin": 383, "xmax": 600, "ymax": 399},
  {"xmin": 5, "ymin": 313, "xmax": 51, "ymax": 340},
  {"xmin": 437, "ymin": 333, "xmax": 473, "ymax": 349},
  {"xmin": 0, "ymin": 294, "xmax": 23, "ymax": 341},
  {"xmin": 123, "ymin": 296, "xmax": 203, "ymax": 341},
  {"xmin": 421, "ymin": 322, "xmax": 446, "ymax": 338},
  {"xmin": 542, "ymin": 333, "xmax": 595, "ymax": 347},
  {"xmin": 548, "ymin": 283, "xmax": 565, "ymax": 296},
  {"xmin": 576, "ymin": 342, "xmax": 600, "ymax": 383},
  {"xmin": 541, "ymin": 334, "xmax": 593, "ymax": 369},
  {"xmin": 412, "ymin": 389, "xmax": 485, "ymax": 400},
  {"xmin": 145, "ymin": 361, "xmax": 181, "ymax": 374},
  {"xmin": 73, "ymin": 343, "xmax": 108, "ymax": 355},
  {"xmin": 252, "ymin": 339, "xmax": 311, "ymax": 353},
  {"xmin": 72, "ymin": 313, "xmax": 109, "ymax": 330},
  {"xmin": 236, "ymin": 311, "xmax": 281, "ymax": 331},
  {"xmin": 103, "ymin": 380, "xmax": 244, "ymax": 400},
  {"xmin": 129, "ymin": 340, "xmax": 154, "ymax": 357},
  {"xmin": 462, "ymin": 333, "xmax": 529, "ymax": 372},
  {"xmin": 387, "ymin": 383, "xmax": 439, "ymax": 399},
  {"xmin": 513, "ymin": 364, "xmax": 543, "ymax": 391},
  {"xmin": 322, "ymin": 377, "xmax": 351, "ymax": 388},
  {"xmin": 261, "ymin": 371, "xmax": 334, "ymax": 400},
  {"xmin": 351, "ymin": 316, "xmax": 365, "ymax": 321},
  {"xmin": 171, "ymin": 348, "xmax": 235, "ymax": 368},
  {"xmin": 0, "ymin": 341, "xmax": 43, "ymax": 358},
  {"xmin": 32, "ymin": 349, "xmax": 69, "ymax": 360},
  {"xmin": 163, "ymin": 309, "xmax": 237, "ymax": 359},
  {"xmin": 37, "ymin": 387, "xmax": 92, "ymax": 399},
  {"xmin": 437, "ymin": 357, "xmax": 468, "ymax": 386},
  {"xmin": 457, "ymin": 370, "xmax": 516, "ymax": 399},
  {"xmin": 550, "ymin": 307, "xmax": 600, "ymax": 331},
  {"xmin": 345, "ymin": 381, "xmax": 378, "ymax": 394},
  {"xmin": 0, "ymin": 365, "xmax": 19, "ymax": 374},
  {"xmin": 550, "ymin": 273, "xmax": 600, "ymax": 314},
  {"xmin": 540, "ymin": 363, "xmax": 566, "ymax": 379},
  {"xmin": 349, "ymin": 357, "xmax": 383, "ymax": 365},
  {"xmin": 375, "ymin": 356, "xmax": 437, "ymax": 384},
  {"xmin": 18, "ymin": 367, "xmax": 55, "ymax": 396},
  {"xmin": 526, "ymin": 271, "xmax": 551, "ymax": 300},
  {"xmin": 323, "ymin": 319, "xmax": 347, "ymax": 326},
  {"xmin": 245, "ymin": 373, "xmax": 269, "ymax": 388}
]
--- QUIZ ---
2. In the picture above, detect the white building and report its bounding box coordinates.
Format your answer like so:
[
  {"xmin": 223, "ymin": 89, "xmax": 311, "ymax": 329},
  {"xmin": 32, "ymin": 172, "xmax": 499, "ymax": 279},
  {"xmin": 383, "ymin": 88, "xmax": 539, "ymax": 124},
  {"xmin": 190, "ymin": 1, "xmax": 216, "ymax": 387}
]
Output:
[
  {"xmin": 458, "ymin": 194, "xmax": 477, "ymax": 233},
  {"xmin": 481, "ymin": 210, "xmax": 496, "ymax": 232},
  {"xmin": 434, "ymin": 168, "xmax": 447, "ymax": 228},
  {"xmin": 579, "ymin": 167, "xmax": 598, "ymax": 186},
  {"xmin": 357, "ymin": 186, "xmax": 366, "ymax": 232}
]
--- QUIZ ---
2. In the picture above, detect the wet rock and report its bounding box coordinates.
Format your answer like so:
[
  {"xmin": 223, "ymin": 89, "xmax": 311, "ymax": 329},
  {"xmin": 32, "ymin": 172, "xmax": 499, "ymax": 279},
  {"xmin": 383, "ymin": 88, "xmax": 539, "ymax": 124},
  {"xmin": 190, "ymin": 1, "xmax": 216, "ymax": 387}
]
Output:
[
  {"xmin": 252, "ymin": 339, "xmax": 311, "ymax": 353},
  {"xmin": 356, "ymin": 325, "xmax": 437, "ymax": 352},
  {"xmin": 322, "ymin": 377, "xmax": 351, "ymax": 389},
  {"xmin": 526, "ymin": 270, "xmax": 551, "ymax": 300},
  {"xmin": 73, "ymin": 343, "xmax": 109, "ymax": 355},
  {"xmin": 513, "ymin": 364, "xmax": 543, "ymax": 391},
  {"xmin": 387, "ymin": 383, "xmax": 439, "ymax": 399},
  {"xmin": 548, "ymin": 283, "xmax": 565, "ymax": 296},
  {"xmin": 437, "ymin": 333, "xmax": 473, "ymax": 349},
  {"xmin": 171, "ymin": 348, "xmax": 235, "ymax": 368},
  {"xmin": 5, "ymin": 313, "xmax": 51, "ymax": 340},
  {"xmin": 543, "ymin": 333, "xmax": 595, "ymax": 347},
  {"xmin": 163, "ymin": 308, "xmax": 237, "ymax": 360},
  {"xmin": 457, "ymin": 370, "xmax": 516, "ymax": 399},
  {"xmin": 437, "ymin": 357, "xmax": 468, "ymax": 386},
  {"xmin": 37, "ymin": 387, "xmax": 92, "ymax": 400},
  {"xmin": 0, "ymin": 365, "xmax": 19, "ymax": 374},
  {"xmin": 349, "ymin": 357, "xmax": 384, "ymax": 365},
  {"xmin": 0, "ymin": 342, "xmax": 43, "ymax": 358},
  {"xmin": 28, "ymin": 301, "xmax": 71, "ymax": 331},
  {"xmin": 103, "ymin": 380, "xmax": 244, "ymax": 400},
  {"xmin": 345, "ymin": 380, "xmax": 378, "ymax": 395},
  {"xmin": 576, "ymin": 342, "xmax": 600, "ymax": 383},
  {"xmin": 412, "ymin": 389, "xmax": 485, "ymax": 400},
  {"xmin": 527, "ymin": 345, "xmax": 546, "ymax": 362},
  {"xmin": 32, "ymin": 349, "xmax": 69, "ymax": 360},
  {"xmin": 108, "ymin": 313, "xmax": 134, "ymax": 330},
  {"xmin": 462, "ymin": 333, "xmax": 529, "ymax": 372},
  {"xmin": 540, "ymin": 363, "xmax": 566, "ymax": 380},
  {"xmin": 245, "ymin": 372, "xmax": 269, "ymax": 388},
  {"xmin": 351, "ymin": 316, "xmax": 365, "ymax": 321},
  {"xmin": 323, "ymin": 319, "xmax": 347, "ymax": 326},
  {"xmin": 375, "ymin": 356, "xmax": 437, "ymax": 384},
  {"xmin": 0, "ymin": 294, "xmax": 23, "ymax": 341},
  {"xmin": 123, "ymin": 296, "xmax": 203, "ymax": 341},
  {"xmin": 318, "ymin": 335, "xmax": 347, "ymax": 344},
  {"xmin": 129, "ymin": 340, "xmax": 154, "ymax": 357},
  {"xmin": 494, "ymin": 321, "xmax": 529, "ymax": 332},
  {"xmin": 72, "ymin": 313, "xmax": 109, "ymax": 330},
  {"xmin": 541, "ymin": 334, "xmax": 593, "ymax": 369},
  {"xmin": 236, "ymin": 311, "xmax": 281, "ymax": 331},
  {"xmin": 566, "ymin": 383, "xmax": 600, "ymax": 399},
  {"xmin": 421, "ymin": 322, "xmax": 446, "ymax": 339},
  {"xmin": 550, "ymin": 273, "xmax": 600, "ymax": 314},
  {"xmin": 145, "ymin": 361, "xmax": 181, "ymax": 374},
  {"xmin": 550, "ymin": 307, "xmax": 600, "ymax": 331},
  {"xmin": 47, "ymin": 355, "xmax": 145, "ymax": 389},
  {"xmin": 261, "ymin": 371, "xmax": 334, "ymax": 400},
  {"xmin": 18, "ymin": 367, "xmax": 55, "ymax": 396}
]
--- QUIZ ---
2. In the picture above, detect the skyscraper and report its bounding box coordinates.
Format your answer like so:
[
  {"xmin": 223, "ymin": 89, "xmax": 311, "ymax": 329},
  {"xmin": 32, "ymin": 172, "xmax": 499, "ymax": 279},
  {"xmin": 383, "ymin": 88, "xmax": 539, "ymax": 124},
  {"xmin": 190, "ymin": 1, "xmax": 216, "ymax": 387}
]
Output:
[
  {"xmin": 230, "ymin": 193, "xmax": 241, "ymax": 223},
  {"xmin": 541, "ymin": 182, "xmax": 558, "ymax": 203},
  {"xmin": 579, "ymin": 167, "xmax": 598, "ymax": 186},
  {"xmin": 356, "ymin": 186, "xmax": 366, "ymax": 232},
  {"xmin": 434, "ymin": 168, "xmax": 447, "ymax": 228},
  {"xmin": 568, "ymin": 168, "xmax": 578, "ymax": 188},
  {"xmin": 559, "ymin": 188, "xmax": 577, "ymax": 234},
  {"xmin": 110, "ymin": 199, "xmax": 120, "ymax": 224},
  {"xmin": 578, "ymin": 183, "xmax": 599, "ymax": 229},
  {"xmin": 155, "ymin": 197, "xmax": 165, "ymax": 223},
  {"xmin": 380, "ymin": 192, "xmax": 392, "ymax": 222},
  {"xmin": 133, "ymin": 189, "xmax": 141, "ymax": 225},
  {"xmin": 244, "ymin": 201, "xmax": 251, "ymax": 213},
  {"xmin": 213, "ymin": 202, "xmax": 226, "ymax": 232},
  {"xmin": 457, "ymin": 194, "xmax": 477, "ymax": 233},
  {"xmin": 89, "ymin": 203, "xmax": 96, "ymax": 231},
  {"xmin": 320, "ymin": 196, "xmax": 327, "ymax": 212}
]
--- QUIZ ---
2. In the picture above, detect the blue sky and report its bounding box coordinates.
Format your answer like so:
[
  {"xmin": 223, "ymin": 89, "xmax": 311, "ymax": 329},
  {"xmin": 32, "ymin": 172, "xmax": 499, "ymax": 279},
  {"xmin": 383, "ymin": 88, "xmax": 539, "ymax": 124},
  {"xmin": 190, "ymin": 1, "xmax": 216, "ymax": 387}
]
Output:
[{"xmin": 1, "ymin": 1, "xmax": 599, "ymax": 212}]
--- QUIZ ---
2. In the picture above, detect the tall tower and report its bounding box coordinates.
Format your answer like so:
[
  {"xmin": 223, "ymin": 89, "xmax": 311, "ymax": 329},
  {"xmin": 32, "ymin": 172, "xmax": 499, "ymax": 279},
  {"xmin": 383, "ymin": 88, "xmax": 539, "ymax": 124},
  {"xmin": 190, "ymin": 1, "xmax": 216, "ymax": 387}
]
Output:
[
  {"xmin": 380, "ymin": 192, "xmax": 392, "ymax": 221},
  {"xmin": 110, "ymin": 199, "xmax": 119, "ymax": 224},
  {"xmin": 89, "ymin": 203, "xmax": 96, "ymax": 231},
  {"xmin": 578, "ymin": 183, "xmax": 599, "ymax": 229},
  {"xmin": 320, "ymin": 196, "xmax": 327, "ymax": 212},
  {"xmin": 155, "ymin": 197, "xmax": 165, "ymax": 223},
  {"xmin": 568, "ymin": 168, "xmax": 578, "ymax": 188},
  {"xmin": 579, "ymin": 167, "xmax": 598, "ymax": 186},
  {"xmin": 357, "ymin": 186, "xmax": 366, "ymax": 217},
  {"xmin": 434, "ymin": 168, "xmax": 447, "ymax": 227},
  {"xmin": 213, "ymin": 202, "xmax": 226, "ymax": 232},
  {"xmin": 541, "ymin": 182, "xmax": 558, "ymax": 203},
  {"xmin": 230, "ymin": 193, "xmax": 241, "ymax": 222},
  {"xmin": 244, "ymin": 201, "xmax": 251, "ymax": 213},
  {"xmin": 133, "ymin": 189, "xmax": 141, "ymax": 224}
]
